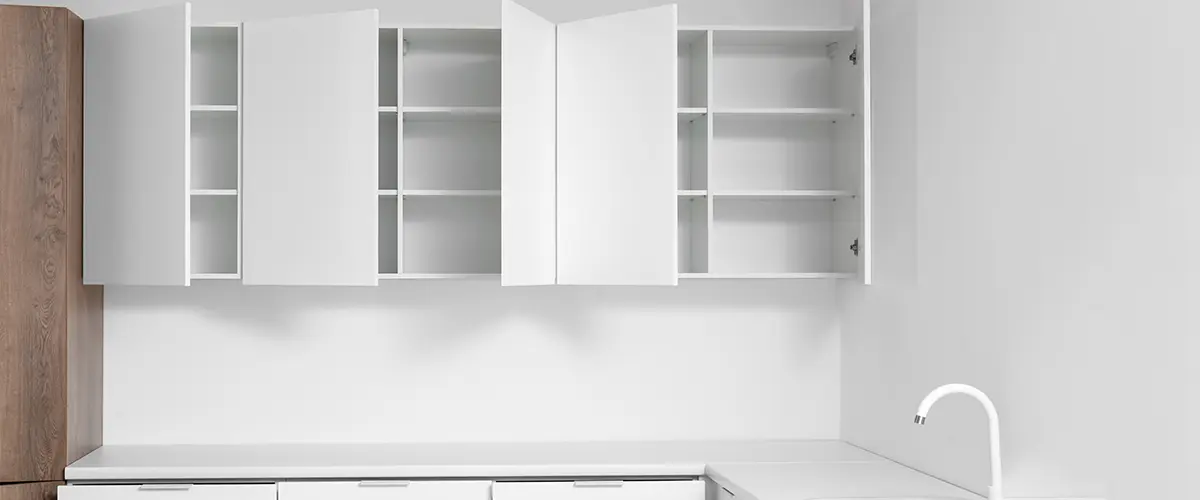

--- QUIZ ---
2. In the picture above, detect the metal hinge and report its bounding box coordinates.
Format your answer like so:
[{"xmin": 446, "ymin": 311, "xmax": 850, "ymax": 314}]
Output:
[
  {"xmin": 850, "ymin": 238, "xmax": 860, "ymax": 256},
  {"xmin": 849, "ymin": 47, "xmax": 859, "ymax": 66}
]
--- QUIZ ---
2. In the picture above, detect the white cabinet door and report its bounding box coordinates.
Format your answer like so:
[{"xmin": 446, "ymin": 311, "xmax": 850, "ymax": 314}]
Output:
[
  {"xmin": 494, "ymin": 481, "xmax": 703, "ymax": 500},
  {"xmin": 84, "ymin": 3, "xmax": 191, "ymax": 285},
  {"xmin": 242, "ymin": 10, "xmax": 379, "ymax": 286},
  {"xmin": 500, "ymin": 0, "xmax": 557, "ymax": 286},
  {"xmin": 556, "ymin": 5, "xmax": 678, "ymax": 285},
  {"xmin": 60, "ymin": 484, "xmax": 276, "ymax": 500},
  {"xmin": 279, "ymin": 481, "xmax": 491, "ymax": 500}
]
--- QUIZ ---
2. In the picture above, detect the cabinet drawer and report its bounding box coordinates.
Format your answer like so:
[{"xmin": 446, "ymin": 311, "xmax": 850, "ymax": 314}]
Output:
[
  {"xmin": 279, "ymin": 481, "xmax": 491, "ymax": 500},
  {"xmin": 494, "ymin": 480, "xmax": 703, "ymax": 500},
  {"xmin": 60, "ymin": 485, "xmax": 276, "ymax": 500}
]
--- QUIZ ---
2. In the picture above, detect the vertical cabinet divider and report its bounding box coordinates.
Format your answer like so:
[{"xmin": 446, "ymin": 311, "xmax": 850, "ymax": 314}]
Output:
[{"xmin": 395, "ymin": 27, "xmax": 406, "ymax": 276}]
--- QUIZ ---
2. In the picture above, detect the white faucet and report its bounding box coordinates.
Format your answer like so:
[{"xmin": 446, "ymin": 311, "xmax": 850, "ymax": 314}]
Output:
[{"xmin": 914, "ymin": 384, "xmax": 1003, "ymax": 500}]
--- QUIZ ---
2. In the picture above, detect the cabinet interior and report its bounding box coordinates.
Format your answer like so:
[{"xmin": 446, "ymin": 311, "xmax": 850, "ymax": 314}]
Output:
[
  {"xmin": 378, "ymin": 28, "xmax": 503, "ymax": 278},
  {"xmin": 190, "ymin": 25, "xmax": 240, "ymax": 280},
  {"xmin": 678, "ymin": 26, "xmax": 862, "ymax": 279}
]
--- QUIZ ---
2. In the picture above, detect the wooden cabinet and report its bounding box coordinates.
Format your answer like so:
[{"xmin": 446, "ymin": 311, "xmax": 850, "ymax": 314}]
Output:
[
  {"xmin": 0, "ymin": 4, "xmax": 102, "ymax": 485},
  {"xmin": 60, "ymin": 485, "xmax": 275, "ymax": 500},
  {"xmin": 279, "ymin": 481, "xmax": 490, "ymax": 500},
  {"xmin": 494, "ymin": 481, "xmax": 704, "ymax": 500}
]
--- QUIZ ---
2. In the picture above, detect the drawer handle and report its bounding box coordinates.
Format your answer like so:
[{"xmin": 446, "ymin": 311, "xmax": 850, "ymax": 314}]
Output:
[
  {"xmin": 573, "ymin": 481, "xmax": 624, "ymax": 488},
  {"xmin": 359, "ymin": 481, "xmax": 412, "ymax": 488},
  {"xmin": 138, "ymin": 485, "xmax": 193, "ymax": 491}
]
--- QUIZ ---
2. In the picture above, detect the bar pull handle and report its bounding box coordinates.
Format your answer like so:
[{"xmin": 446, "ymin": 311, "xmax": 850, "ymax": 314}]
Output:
[
  {"xmin": 573, "ymin": 481, "xmax": 624, "ymax": 488},
  {"xmin": 359, "ymin": 481, "xmax": 412, "ymax": 488},
  {"xmin": 138, "ymin": 485, "xmax": 193, "ymax": 491}
]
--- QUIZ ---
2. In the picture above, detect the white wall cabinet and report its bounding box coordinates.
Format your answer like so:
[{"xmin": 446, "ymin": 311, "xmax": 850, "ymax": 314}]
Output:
[
  {"xmin": 494, "ymin": 480, "xmax": 704, "ymax": 500},
  {"xmin": 279, "ymin": 481, "xmax": 490, "ymax": 500},
  {"xmin": 60, "ymin": 485, "xmax": 276, "ymax": 500},
  {"xmin": 501, "ymin": 1, "xmax": 679, "ymax": 286},
  {"xmin": 83, "ymin": 1, "xmax": 872, "ymax": 286}
]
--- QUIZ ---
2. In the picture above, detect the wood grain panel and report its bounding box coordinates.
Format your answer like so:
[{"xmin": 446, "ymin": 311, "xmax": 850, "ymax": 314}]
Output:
[
  {"xmin": 0, "ymin": 5, "xmax": 98, "ymax": 484},
  {"xmin": 0, "ymin": 482, "xmax": 60, "ymax": 500},
  {"xmin": 62, "ymin": 10, "xmax": 102, "ymax": 467}
]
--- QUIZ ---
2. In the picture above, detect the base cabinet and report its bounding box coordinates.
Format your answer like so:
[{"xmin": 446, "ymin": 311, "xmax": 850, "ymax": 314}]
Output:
[
  {"xmin": 60, "ymin": 485, "xmax": 276, "ymax": 500},
  {"xmin": 279, "ymin": 481, "xmax": 491, "ymax": 500},
  {"xmin": 494, "ymin": 481, "xmax": 704, "ymax": 500}
]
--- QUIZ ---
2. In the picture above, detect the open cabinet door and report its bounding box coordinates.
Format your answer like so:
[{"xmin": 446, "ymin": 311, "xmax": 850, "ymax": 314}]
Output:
[
  {"xmin": 84, "ymin": 3, "xmax": 191, "ymax": 285},
  {"xmin": 556, "ymin": 5, "xmax": 678, "ymax": 285},
  {"xmin": 501, "ymin": 0, "xmax": 557, "ymax": 286},
  {"xmin": 242, "ymin": 9, "xmax": 379, "ymax": 285}
]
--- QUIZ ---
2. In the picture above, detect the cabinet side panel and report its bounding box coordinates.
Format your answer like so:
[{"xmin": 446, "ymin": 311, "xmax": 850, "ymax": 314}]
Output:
[
  {"xmin": 83, "ymin": 3, "xmax": 190, "ymax": 285},
  {"xmin": 501, "ymin": 0, "xmax": 557, "ymax": 286},
  {"xmin": 63, "ymin": 8, "xmax": 103, "ymax": 466},
  {"xmin": 0, "ymin": 5, "xmax": 78, "ymax": 481},
  {"xmin": 0, "ymin": 483, "xmax": 60, "ymax": 500},
  {"xmin": 556, "ymin": 5, "xmax": 678, "ymax": 285}
]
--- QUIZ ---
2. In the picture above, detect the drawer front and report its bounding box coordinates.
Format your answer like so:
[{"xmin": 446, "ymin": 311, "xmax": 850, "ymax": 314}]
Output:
[
  {"xmin": 279, "ymin": 481, "xmax": 492, "ymax": 500},
  {"xmin": 494, "ymin": 480, "xmax": 704, "ymax": 500},
  {"xmin": 59, "ymin": 485, "xmax": 276, "ymax": 500}
]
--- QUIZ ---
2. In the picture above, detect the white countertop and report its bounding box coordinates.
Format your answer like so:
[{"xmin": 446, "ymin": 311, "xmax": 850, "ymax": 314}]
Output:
[{"xmin": 66, "ymin": 440, "xmax": 982, "ymax": 500}]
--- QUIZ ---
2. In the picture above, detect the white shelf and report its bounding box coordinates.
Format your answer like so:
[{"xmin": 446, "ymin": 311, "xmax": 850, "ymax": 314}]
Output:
[
  {"xmin": 191, "ymin": 189, "xmax": 238, "ymax": 196},
  {"xmin": 378, "ymin": 106, "xmax": 399, "ymax": 113},
  {"xmin": 403, "ymin": 106, "xmax": 501, "ymax": 121},
  {"xmin": 378, "ymin": 189, "xmax": 399, "ymax": 196},
  {"xmin": 403, "ymin": 189, "xmax": 500, "ymax": 197},
  {"xmin": 678, "ymin": 107, "xmax": 708, "ymax": 122},
  {"xmin": 191, "ymin": 104, "xmax": 237, "ymax": 112},
  {"xmin": 680, "ymin": 272, "xmax": 854, "ymax": 280},
  {"xmin": 378, "ymin": 273, "xmax": 500, "ymax": 280},
  {"xmin": 704, "ymin": 26, "xmax": 855, "ymax": 46},
  {"xmin": 678, "ymin": 190, "xmax": 707, "ymax": 198},
  {"xmin": 713, "ymin": 190, "xmax": 853, "ymax": 200},
  {"xmin": 713, "ymin": 108, "xmax": 852, "ymax": 120},
  {"xmin": 191, "ymin": 273, "xmax": 240, "ymax": 280}
]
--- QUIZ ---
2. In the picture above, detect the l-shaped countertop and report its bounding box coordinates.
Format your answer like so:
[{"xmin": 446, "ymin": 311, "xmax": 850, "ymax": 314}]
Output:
[{"xmin": 67, "ymin": 440, "xmax": 981, "ymax": 500}]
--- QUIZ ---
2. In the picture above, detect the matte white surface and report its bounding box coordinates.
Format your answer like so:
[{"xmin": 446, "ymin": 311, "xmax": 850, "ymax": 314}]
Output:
[
  {"xmin": 706, "ymin": 462, "xmax": 977, "ymax": 500},
  {"xmin": 712, "ymin": 199, "xmax": 839, "ymax": 274},
  {"xmin": 191, "ymin": 111, "xmax": 238, "ymax": 190},
  {"xmin": 66, "ymin": 440, "xmax": 879, "ymax": 480},
  {"xmin": 405, "ymin": 121, "xmax": 500, "ymax": 189},
  {"xmin": 60, "ymin": 485, "xmax": 276, "ymax": 500},
  {"xmin": 556, "ymin": 5, "xmax": 678, "ymax": 285},
  {"xmin": 241, "ymin": 9, "xmax": 379, "ymax": 285},
  {"xmin": 103, "ymin": 280, "xmax": 840, "ymax": 444},
  {"xmin": 494, "ymin": 480, "xmax": 703, "ymax": 500},
  {"xmin": 280, "ymin": 481, "xmax": 490, "ymax": 500},
  {"xmin": 191, "ymin": 26, "xmax": 238, "ymax": 105},
  {"xmin": 190, "ymin": 195, "xmax": 237, "ymax": 275},
  {"xmin": 501, "ymin": 0, "xmax": 557, "ymax": 286},
  {"xmin": 840, "ymin": 0, "xmax": 1170, "ymax": 497},
  {"xmin": 84, "ymin": 3, "xmax": 191, "ymax": 285}
]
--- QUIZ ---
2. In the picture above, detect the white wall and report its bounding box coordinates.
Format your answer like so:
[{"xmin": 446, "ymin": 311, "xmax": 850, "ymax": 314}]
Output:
[
  {"xmin": 56, "ymin": 0, "xmax": 852, "ymax": 445},
  {"xmin": 106, "ymin": 280, "xmax": 841, "ymax": 444},
  {"xmin": 841, "ymin": 0, "xmax": 1195, "ymax": 498}
]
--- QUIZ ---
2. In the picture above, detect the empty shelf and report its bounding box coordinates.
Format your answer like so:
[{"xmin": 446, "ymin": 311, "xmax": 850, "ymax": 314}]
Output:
[
  {"xmin": 191, "ymin": 189, "xmax": 238, "ymax": 196},
  {"xmin": 713, "ymin": 190, "xmax": 853, "ymax": 200},
  {"xmin": 191, "ymin": 273, "xmax": 240, "ymax": 280},
  {"xmin": 192, "ymin": 104, "xmax": 238, "ymax": 112},
  {"xmin": 403, "ymin": 190, "xmax": 500, "ymax": 197},
  {"xmin": 403, "ymin": 106, "xmax": 501, "ymax": 121},
  {"xmin": 678, "ymin": 107, "xmax": 708, "ymax": 122},
  {"xmin": 713, "ymin": 108, "xmax": 852, "ymax": 120},
  {"xmin": 379, "ymin": 273, "xmax": 500, "ymax": 280},
  {"xmin": 678, "ymin": 190, "xmax": 707, "ymax": 198},
  {"xmin": 704, "ymin": 26, "xmax": 855, "ymax": 46},
  {"xmin": 379, "ymin": 106, "xmax": 400, "ymax": 113},
  {"xmin": 680, "ymin": 272, "xmax": 854, "ymax": 280}
]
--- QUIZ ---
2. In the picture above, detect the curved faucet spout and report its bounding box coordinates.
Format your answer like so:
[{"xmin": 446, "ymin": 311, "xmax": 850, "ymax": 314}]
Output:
[{"xmin": 913, "ymin": 384, "xmax": 1003, "ymax": 500}]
